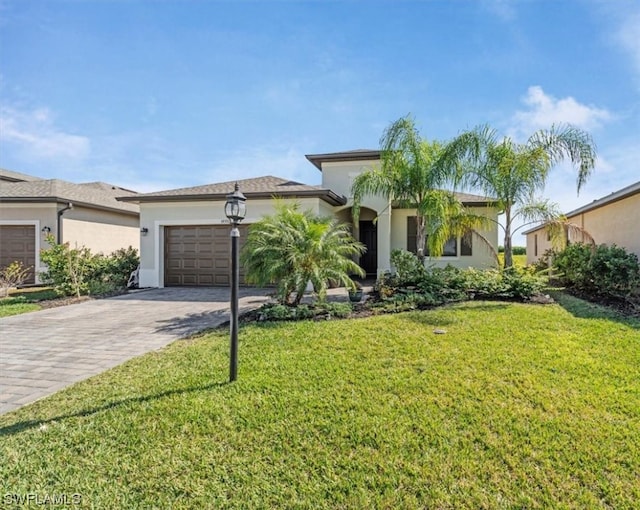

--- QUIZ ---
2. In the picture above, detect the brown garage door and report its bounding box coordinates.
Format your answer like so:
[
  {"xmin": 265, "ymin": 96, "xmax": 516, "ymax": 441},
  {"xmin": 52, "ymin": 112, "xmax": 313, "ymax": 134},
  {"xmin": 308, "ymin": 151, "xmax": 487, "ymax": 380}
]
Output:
[
  {"xmin": 164, "ymin": 225, "xmax": 249, "ymax": 286},
  {"xmin": 0, "ymin": 225, "xmax": 36, "ymax": 284}
]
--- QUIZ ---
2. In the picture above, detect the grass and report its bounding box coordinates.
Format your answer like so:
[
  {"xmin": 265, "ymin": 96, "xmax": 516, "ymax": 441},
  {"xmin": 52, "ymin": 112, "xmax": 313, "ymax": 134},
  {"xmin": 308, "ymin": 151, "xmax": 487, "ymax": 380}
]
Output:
[
  {"xmin": 497, "ymin": 253, "xmax": 527, "ymax": 267},
  {"xmin": 0, "ymin": 287, "xmax": 59, "ymax": 317},
  {"xmin": 0, "ymin": 296, "xmax": 41, "ymax": 317},
  {"xmin": 1, "ymin": 300, "xmax": 639, "ymax": 508}
]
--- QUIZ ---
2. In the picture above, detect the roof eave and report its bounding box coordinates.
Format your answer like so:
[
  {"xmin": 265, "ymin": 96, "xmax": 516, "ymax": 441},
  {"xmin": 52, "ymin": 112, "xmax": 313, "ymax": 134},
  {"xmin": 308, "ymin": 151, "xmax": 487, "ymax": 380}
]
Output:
[
  {"xmin": 305, "ymin": 150, "xmax": 381, "ymax": 170},
  {"xmin": 118, "ymin": 190, "xmax": 347, "ymax": 206},
  {"xmin": 0, "ymin": 196, "xmax": 139, "ymax": 216}
]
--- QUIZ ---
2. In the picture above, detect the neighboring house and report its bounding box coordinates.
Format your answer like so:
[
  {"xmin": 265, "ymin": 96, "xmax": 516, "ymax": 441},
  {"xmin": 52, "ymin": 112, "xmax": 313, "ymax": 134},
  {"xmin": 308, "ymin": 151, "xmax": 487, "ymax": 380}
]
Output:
[
  {"xmin": 524, "ymin": 180, "xmax": 640, "ymax": 265},
  {"xmin": 0, "ymin": 169, "xmax": 140, "ymax": 284},
  {"xmin": 119, "ymin": 150, "xmax": 499, "ymax": 288}
]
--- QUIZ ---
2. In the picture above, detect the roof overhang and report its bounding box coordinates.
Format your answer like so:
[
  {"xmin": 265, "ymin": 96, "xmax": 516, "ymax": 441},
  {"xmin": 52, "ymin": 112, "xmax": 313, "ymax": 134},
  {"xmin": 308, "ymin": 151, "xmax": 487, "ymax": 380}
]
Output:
[
  {"xmin": 118, "ymin": 189, "xmax": 347, "ymax": 207},
  {"xmin": 305, "ymin": 150, "xmax": 381, "ymax": 170},
  {"xmin": 0, "ymin": 197, "xmax": 139, "ymax": 216}
]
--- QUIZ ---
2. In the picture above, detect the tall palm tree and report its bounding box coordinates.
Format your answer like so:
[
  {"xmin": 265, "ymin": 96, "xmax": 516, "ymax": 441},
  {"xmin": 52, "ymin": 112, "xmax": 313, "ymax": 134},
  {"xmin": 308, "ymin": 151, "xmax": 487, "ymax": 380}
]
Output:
[
  {"xmin": 448, "ymin": 124, "xmax": 597, "ymax": 268},
  {"xmin": 241, "ymin": 201, "xmax": 365, "ymax": 305},
  {"xmin": 351, "ymin": 115, "xmax": 494, "ymax": 260}
]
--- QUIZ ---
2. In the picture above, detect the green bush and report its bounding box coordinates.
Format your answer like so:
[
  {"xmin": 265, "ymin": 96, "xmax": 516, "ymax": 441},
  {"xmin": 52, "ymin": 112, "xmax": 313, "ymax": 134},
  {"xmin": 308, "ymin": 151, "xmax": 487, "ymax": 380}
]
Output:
[
  {"xmin": 390, "ymin": 249, "xmax": 427, "ymax": 285},
  {"xmin": 0, "ymin": 261, "xmax": 32, "ymax": 297},
  {"xmin": 40, "ymin": 236, "xmax": 139, "ymax": 297},
  {"xmin": 554, "ymin": 243, "xmax": 640, "ymax": 300},
  {"xmin": 257, "ymin": 302, "xmax": 353, "ymax": 322},
  {"xmin": 379, "ymin": 252, "xmax": 546, "ymax": 307}
]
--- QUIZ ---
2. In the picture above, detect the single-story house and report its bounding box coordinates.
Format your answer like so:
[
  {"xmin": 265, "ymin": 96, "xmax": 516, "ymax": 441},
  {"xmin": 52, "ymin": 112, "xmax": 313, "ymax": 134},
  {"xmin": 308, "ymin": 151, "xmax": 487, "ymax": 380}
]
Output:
[
  {"xmin": 0, "ymin": 169, "xmax": 140, "ymax": 284},
  {"xmin": 118, "ymin": 150, "xmax": 499, "ymax": 288},
  {"xmin": 524, "ymin": 180, "xmax": 640, "ymax": 265}
]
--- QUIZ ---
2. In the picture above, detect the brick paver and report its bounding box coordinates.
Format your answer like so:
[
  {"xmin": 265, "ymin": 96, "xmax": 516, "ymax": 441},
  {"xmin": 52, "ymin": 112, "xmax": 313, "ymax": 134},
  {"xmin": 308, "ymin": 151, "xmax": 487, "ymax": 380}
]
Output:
[{"xmin": 0, "ymin": 287, "xmax": 271, "ymax": 414}]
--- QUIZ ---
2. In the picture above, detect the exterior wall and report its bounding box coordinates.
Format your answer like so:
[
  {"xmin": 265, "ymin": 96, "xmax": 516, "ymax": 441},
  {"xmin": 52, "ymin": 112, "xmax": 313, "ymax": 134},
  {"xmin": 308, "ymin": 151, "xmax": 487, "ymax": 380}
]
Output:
[
  {"xmin": 320, "ymin": 160, "xmax": 391, "ymax": 274},
  {"xmin": 62, "ymin": 206, "xmax": 139, "ymax": 254},
  {"xmin": 0, "ymin": 203, "xmax": 57, "ymax": 282},
  {"xmin": 526, "ymin": 228, "xmax": 553, "ymax": 265},
  {"xmin": 138, "ymin": 197, "xmax": 325, "ymax": 287},
  {"xmin": 526, "ymin": 192, "xmax": 640, "ymax": 265},
  {"xmin": 0, "ymin": 202, "xmax": 140, "ymax": 282},
  {"xmin": 390, "ymin": 206, "xmax": 500, "ymax": 269}
]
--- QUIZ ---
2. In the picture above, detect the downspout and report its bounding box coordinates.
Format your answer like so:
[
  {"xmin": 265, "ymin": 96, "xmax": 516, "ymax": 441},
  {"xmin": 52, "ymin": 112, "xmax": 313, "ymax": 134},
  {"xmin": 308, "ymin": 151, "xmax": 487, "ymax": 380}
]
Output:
[{"xmin": 57, "ymin": 202, "xmax": 73, "ymax": 243}]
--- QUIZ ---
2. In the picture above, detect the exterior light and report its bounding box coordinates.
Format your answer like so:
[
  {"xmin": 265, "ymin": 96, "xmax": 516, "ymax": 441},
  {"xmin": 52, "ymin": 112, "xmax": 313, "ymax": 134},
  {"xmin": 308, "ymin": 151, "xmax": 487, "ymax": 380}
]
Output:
[
  {"xmin": 224, "ymin": 182, "xmax": 247, "ymax": 383},
  {"xmin": 41, "ymin": 226, "xmax": 51, "ymax": 234},
  {"xmin": 224, "ymin": 182, "xmax": 247, "ymax": 224},
  {"xmin": 140, "ymin": 227, "xmax": 149, "ymax": 235}
]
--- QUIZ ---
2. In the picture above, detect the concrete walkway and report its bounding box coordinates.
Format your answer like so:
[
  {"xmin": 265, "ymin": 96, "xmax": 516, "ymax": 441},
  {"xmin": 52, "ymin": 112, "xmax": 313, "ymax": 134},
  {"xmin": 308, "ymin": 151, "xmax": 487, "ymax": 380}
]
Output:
[{"xmin": 0, "ymin": 287, "xmax": 271, "ymax": 415}]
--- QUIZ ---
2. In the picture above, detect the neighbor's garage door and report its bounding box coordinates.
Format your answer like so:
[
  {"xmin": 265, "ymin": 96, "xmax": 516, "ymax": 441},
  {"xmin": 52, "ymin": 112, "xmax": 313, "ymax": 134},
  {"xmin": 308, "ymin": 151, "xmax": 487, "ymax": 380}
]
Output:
[
  {"xmin": 0, "ymin": 225, "xmax": 36, "ymax": 284},
  {"xmin": 164, "ymin": 225, "xmax": 249, "ymax": 286}
]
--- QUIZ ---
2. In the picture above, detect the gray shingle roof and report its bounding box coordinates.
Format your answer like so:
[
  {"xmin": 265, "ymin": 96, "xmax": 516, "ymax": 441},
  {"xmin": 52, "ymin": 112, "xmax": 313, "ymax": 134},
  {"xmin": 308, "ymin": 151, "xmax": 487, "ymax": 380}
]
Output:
[
  {"xmin": 118, "ymin": 175, "xmax": 347, "ymax": 206},
  {"xmin": 0, "ymin": 178, "xmax": 140, "ymax": 215},
  {"xmin": 0, "ymin": 168, "xmax": 44, "ymax": 183}
]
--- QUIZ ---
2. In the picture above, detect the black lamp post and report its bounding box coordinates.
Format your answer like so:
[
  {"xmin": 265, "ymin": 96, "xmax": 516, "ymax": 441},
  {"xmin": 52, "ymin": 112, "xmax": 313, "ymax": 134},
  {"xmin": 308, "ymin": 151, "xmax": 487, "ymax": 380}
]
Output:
[{"xmin": 224, "ymin": 182, "xmax": 246, "ymax": 382}]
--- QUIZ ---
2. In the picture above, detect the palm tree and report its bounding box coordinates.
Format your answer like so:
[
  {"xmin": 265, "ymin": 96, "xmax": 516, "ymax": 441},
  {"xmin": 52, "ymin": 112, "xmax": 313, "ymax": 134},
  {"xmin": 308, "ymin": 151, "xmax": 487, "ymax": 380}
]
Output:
[
  {"xmin": 448, "ymin": 124, "xmax": 597, "ymax": 268},
  {"xmin": 351, "ymin": 115, "xmax": 494, "ymax": 261},
  {"xmin": 241, "ymin": 201, "xmax": 365, "ymax": 305}
]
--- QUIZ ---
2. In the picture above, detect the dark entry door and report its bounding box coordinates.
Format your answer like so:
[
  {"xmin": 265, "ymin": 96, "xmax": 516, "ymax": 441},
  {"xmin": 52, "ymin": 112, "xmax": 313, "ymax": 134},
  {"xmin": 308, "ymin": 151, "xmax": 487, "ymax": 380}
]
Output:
[{"xmin": 359, "ymin": 221, "xmax": 377, "ymax": 276}]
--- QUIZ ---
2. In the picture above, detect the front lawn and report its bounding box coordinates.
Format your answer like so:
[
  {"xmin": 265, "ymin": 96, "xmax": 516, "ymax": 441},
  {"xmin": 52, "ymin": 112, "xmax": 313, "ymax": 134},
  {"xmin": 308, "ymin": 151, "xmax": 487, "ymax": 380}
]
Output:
[
  {"xmin": 0, "ymin": 288, "xmax": 59, "ymax": 317},
  {"xmin": 1, "ymin": 300, "xmax": 638, "ymax": 508}
]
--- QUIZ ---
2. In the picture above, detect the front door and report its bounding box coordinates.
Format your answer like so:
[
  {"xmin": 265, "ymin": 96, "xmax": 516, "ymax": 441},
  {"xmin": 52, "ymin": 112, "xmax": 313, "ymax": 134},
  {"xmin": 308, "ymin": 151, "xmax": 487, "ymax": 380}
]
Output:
[{"xmin": 359, "ymin": 221, "xmax": 377, "ymax": 276}]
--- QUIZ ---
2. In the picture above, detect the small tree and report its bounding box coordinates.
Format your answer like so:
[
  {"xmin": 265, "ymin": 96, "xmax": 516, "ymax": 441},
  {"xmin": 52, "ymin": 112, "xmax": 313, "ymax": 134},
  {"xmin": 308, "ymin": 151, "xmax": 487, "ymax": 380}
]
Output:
[
  {"xmin": 0, "ymin": 261, "xmax": 31, "ymax": 298},
  {"xmin": 351, "ymin": 115, "xmax": 495, "ymax": 261},
  {"xmin": 241, "ymin": 201, "xmax": 366, "ymax": 305},
  {"xmin": 449, "ymin": 123, "xmax": 597, "ymax": 268},
  {"xmin": 40, "ymin": 235, "xmax": 96, "ymax": 297}
]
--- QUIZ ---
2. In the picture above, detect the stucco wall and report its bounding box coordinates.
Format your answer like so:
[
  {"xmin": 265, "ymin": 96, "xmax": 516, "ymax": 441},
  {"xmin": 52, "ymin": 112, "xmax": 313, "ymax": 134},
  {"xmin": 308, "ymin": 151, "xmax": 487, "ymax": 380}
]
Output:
[
  {"xmin": 526, "ymin": 192, "xmax": 640, "ymax": 265},
  {"xmin": 137, "ymin": 197, "xmax": 327, "ymax": 287},
  {"xmin": 320, "ymin": 160, "xmax": 392, "ymax": 274},
  {"xmin": 62, "ymin": 206, "xmax": 139, "ymax": 254},
  {"xmin": 0, "ymin": 202, "xmax": 139, "ymax": 281},
  {"xmin": 390, "ymin": 206, "xmax": 500, "ymax": 269}
]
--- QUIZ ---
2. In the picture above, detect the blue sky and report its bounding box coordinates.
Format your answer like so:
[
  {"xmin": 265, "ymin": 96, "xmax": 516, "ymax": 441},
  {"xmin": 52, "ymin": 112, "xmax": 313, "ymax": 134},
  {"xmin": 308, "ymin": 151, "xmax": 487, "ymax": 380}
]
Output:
[{"xmin": 1, "ymin": 0, "xmax": 638, "ymax": 243}]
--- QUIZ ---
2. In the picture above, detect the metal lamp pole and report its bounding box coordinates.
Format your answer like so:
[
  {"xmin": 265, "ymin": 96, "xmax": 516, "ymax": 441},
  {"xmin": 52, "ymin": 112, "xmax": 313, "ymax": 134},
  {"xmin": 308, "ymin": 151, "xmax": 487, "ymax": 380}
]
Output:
[{"xmin": 224, "ymin": 183, "xmax": 246, "ymax": 383}]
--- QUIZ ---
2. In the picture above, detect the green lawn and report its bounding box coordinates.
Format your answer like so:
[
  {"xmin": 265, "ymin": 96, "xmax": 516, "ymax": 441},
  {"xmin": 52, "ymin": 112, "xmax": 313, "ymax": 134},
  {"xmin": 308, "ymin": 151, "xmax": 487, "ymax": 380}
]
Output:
[
  {"xmin": 1, "ymin": 299, "xmax": 638, "ymax": 509},
  {"xmin": 0, "ymin": 288, "xmax": 59, "ymax": 317},
  {"xmin": 498, "ymin": 253, "xmax": 527, "ymax": 267}
]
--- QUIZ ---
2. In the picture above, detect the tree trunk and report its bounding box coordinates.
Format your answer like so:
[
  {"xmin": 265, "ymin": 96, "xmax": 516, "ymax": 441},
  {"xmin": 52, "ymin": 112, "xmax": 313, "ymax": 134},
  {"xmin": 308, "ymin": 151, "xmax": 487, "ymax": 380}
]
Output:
[
  {"xmin": 416, "ymin": 215, "xmax": 427, "ymax": 263},
  {"xmin": 503, "ymin": 207, "xmax": 513, "ymax": 269}
]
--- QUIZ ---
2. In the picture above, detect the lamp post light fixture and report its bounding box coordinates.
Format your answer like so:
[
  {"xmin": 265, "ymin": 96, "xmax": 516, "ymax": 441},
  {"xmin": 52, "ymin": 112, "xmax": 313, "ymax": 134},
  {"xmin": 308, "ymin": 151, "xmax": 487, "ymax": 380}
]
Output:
[{"xmin": 224, "ymin": 182, "xmax": 246, "ymax": 382}]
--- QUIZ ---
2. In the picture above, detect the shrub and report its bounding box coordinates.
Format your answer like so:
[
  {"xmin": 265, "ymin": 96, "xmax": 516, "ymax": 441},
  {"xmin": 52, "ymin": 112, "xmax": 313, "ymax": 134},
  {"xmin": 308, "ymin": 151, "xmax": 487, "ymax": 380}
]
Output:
[
  {"xmin": 257, "ymin": 302, "xmax": 353, "ymax": 321},
  {"xmin": 378, "ymin": 259, "xmax": 546, "ymax": 307},
  {"xmin": 553, "ymin": 243, "xmax": 640, "ymax": 300},
  {"xmin": 40, "ymin": 236, "xmax": 139, "ymax": 297},
  {"xmin": 0, "ymin": 261, "xmax": 32, "ymax": 297},
  {"xmin": 390, "ymin": 249, "xmax": 426, "ymax": 285},
  {"xmin": 40, "ymin": 237, "xmax": 96, "ymax": 297}
]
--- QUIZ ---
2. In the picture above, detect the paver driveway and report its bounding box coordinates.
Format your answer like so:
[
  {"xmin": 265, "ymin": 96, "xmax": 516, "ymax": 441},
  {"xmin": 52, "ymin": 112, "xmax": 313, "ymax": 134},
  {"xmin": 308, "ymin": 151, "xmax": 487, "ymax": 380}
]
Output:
[{"xmin": 0, "ymin": 287, "xmax": 271, "ymax": 414}]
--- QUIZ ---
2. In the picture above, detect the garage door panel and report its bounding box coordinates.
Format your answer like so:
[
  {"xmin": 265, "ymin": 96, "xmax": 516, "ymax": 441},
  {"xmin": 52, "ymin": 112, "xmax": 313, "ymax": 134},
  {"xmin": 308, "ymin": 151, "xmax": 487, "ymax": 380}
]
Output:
[
  {"xmin": 0, "ymin": 225, "xmax": 36, "ymax": 284},
  {"xmin": 164, "ymin": 225, "xmax": 249, "ymax": 287}
]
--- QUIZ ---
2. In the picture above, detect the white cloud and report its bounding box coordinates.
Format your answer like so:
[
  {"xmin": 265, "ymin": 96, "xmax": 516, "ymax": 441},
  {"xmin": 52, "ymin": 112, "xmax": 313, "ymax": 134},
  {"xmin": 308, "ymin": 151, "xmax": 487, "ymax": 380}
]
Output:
[
  {"xmin": 511, "ymin": 86, "xmax": 612, "ymax": 138},
  {"xmin": 0, "ymin": 105, "xmax": 91, "ymax": 162}
]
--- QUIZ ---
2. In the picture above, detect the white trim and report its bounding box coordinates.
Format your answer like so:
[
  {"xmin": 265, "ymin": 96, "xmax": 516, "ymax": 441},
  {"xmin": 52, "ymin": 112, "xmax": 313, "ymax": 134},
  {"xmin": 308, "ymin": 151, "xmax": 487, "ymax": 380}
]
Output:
[{"xmin": 0, "ymin": 220, "xmax": 44, "ymax": 284}]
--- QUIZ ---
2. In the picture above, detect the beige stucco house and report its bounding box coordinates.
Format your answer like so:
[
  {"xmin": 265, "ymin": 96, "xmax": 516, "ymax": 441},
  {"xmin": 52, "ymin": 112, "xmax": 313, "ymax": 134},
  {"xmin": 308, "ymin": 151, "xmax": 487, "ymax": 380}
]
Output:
[
  {"xmin": 119, "ymin": 150, "xmax": 499, "ymax": 288},
  {"xmin": 524, "ymin": 180, "xmax": 640, "ymax": 265},
  {"xmin": 0, "ymin": 169, "xmax": 140, "ymax": 284}
]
